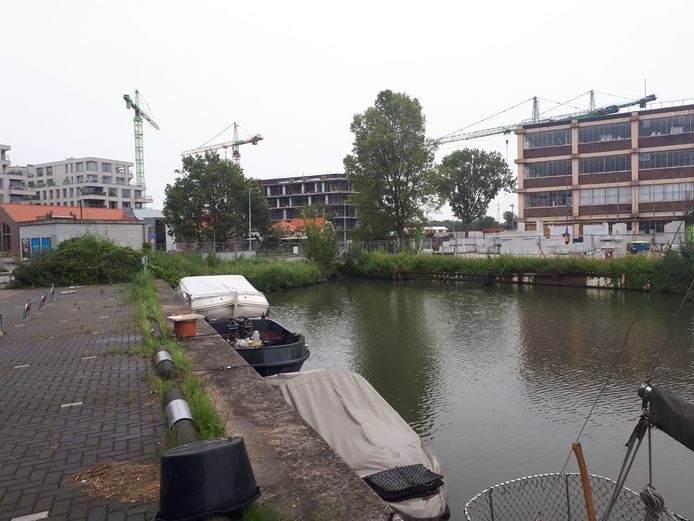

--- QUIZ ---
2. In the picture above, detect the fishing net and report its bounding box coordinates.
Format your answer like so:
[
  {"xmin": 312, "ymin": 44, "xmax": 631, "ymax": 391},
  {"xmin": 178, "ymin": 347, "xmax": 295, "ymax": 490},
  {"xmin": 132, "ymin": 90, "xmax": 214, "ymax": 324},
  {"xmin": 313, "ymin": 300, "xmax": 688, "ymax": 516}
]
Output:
[{"xmin": 464, "ymin": 472, "xmax": 684, "ymax": 521}]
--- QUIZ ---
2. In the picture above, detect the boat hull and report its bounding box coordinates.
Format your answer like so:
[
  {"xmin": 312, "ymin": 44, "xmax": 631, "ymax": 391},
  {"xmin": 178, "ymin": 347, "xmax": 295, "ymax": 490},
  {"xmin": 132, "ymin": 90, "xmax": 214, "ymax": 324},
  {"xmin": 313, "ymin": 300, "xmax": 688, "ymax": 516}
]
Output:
[{"xmin": 208, "ymin": 317, "xmax": 310, "ymax": 377}]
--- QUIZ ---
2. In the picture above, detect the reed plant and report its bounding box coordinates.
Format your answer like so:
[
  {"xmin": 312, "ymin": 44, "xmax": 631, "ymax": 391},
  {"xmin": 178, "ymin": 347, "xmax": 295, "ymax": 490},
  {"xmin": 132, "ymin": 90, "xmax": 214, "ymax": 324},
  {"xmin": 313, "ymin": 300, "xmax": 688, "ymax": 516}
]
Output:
[
  {"xmin": 148, "ymin": 251, "xmax": 324, "ymax": 291},
  {"xmin": 338, "ymin": 248, "xmax": 670, "ymax": 291}
]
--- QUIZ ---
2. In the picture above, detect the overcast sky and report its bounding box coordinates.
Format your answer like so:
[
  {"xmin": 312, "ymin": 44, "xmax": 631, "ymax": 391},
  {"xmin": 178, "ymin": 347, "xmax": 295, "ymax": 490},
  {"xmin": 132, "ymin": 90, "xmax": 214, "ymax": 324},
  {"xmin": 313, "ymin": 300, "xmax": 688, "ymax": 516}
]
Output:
[{"xmin": 2, "ymin": 0, "xmax": 692, "ymax": 221}]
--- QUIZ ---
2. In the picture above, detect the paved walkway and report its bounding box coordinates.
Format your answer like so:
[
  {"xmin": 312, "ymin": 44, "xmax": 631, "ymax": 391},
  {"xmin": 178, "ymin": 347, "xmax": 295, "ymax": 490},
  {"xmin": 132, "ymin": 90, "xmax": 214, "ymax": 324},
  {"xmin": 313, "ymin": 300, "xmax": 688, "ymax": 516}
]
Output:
[{"xmin": 0, "ymin": 285, "xmax": 165, "ymax": 521}]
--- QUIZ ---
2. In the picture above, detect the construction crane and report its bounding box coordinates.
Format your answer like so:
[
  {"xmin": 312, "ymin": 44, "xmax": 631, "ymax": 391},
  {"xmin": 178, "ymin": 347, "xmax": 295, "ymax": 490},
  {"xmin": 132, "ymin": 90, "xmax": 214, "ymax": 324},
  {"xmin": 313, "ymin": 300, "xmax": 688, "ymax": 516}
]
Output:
[
  {"xmin": 123, "ymin": 89, "xmax": 160, "ymax": 187},
  {"xmin": 437, "ymin": 94, "xmax": 657, "ymax": 145},
  {"xmin": 181, "ymin": 123, "xmax": 263, "ymax": 164}
]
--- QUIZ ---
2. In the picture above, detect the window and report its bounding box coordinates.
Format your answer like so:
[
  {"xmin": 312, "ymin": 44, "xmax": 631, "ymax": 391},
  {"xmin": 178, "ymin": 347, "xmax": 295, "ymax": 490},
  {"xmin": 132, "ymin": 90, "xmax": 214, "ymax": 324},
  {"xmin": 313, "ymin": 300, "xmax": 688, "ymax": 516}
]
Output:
[
  {"xmin": 116, "ymin": 177, "xmax": 125, "ymax": 185},
  {"xmin": 639, "ymin": 182, "xmax": 694, "ymax": 202},
  {"xmin": 86, "ymin": 174, "xmax": 98, "ymax": 182},
  {"xmin": 525, "ymin": 159, "xmax": 572, "ymax": 178},
  {"xmin": 76, "ymin": 162, "xmax": 84, "ymax": 172},
  {"xmin": 47, "ymin": 179, "xmax": 54, "ymax": 186},
  {"xmin": 62, "ymin": 189, "xmax": 67, "ymax": 198},
  {"xmin": 639, "ymin": 149, "xmax": 694, "ymax": 169},
  {"xmin": 102, "ymin": 176, "xmax": 111, "ymax": 184},
  {"xmin": 46, "ymin": 166, "xmax": 53, "ymax": 176},
  {"xmin": 69, "ymin": 188, "xmax": 74, "ymax": 196},
  {"xmin": 579, "ymin": 154, "xmax": 631, "ymax": 174},
  {"xmin": 639, "ymin": 115, "xmax": 694, "ymax": 137},
  {"xmin": 102, "ymin": 162, "xmax": 111, "ymax": 172},
  {"xmin": 640, "ymin": 220, "xmax": 667, "ymax": 234},
  {"xmin": 86, "ymin": 161, "xmax": 97, "ymax": 171},
  {"xmin": 579, "ymin": 122, "xmax": 631, "ymax": 143},
  {"xmin": 525, "ymin": 190, "xmax": 572, "ymax": 208},
  {"xmin": 108, "ymin": 188, "xmax": 117, "ymax": 197},
  {"xmin": 76, "ymin": 175, "xmax": 84, "ymax": 183},
  {"xmin": 524, "ymin": 129, "xmax": 571, "ymax": 149},
  {"xmin": 134, "ymin": 190, "xmax": 142, "ymax": 198},
  {"xmin": 580, "ymin": 187, "xmax": 631, "ymax": 205},
  {"xmin": 49, "ymin": 190, "xmax": 53, "ymax": 198},
  {"xmin": 36, "ymin": 167, "xmax": 44, "ymax": 177},
  {"xmin": 122, "ymin": 201, "xmax": 131, "ymax": 208},
  {"xmin": 121, "ymin": 189, "xmax": 131, "ymax": 198}
]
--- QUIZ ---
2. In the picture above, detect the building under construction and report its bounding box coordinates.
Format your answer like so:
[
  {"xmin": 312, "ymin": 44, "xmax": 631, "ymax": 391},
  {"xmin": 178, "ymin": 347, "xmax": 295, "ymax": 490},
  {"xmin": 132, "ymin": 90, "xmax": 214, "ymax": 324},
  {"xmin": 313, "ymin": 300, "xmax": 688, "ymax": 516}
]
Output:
[{"xmin": 515, "ymin": 101, "xmax": 694, "ymax": 236}]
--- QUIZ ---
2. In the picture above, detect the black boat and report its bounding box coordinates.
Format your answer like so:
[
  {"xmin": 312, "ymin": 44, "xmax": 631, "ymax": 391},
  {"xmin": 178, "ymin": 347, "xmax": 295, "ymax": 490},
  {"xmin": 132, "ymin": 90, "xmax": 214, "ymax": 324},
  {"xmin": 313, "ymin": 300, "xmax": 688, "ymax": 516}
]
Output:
[{"xmin": 208, "ymin": 316, "xmax": 310, "ymax": 377}]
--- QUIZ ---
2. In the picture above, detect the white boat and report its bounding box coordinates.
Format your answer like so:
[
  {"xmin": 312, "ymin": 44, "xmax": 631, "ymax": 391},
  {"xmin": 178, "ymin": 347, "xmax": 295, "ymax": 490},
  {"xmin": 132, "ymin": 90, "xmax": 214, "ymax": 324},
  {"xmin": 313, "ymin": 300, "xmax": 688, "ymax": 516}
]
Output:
[
  {"xmin": 266, "ymin": 369, "xmax": 449, "ymax": 521},
  {"xmin": 175, "ymin": 275, "xmax": 269, "ymax": 321}
]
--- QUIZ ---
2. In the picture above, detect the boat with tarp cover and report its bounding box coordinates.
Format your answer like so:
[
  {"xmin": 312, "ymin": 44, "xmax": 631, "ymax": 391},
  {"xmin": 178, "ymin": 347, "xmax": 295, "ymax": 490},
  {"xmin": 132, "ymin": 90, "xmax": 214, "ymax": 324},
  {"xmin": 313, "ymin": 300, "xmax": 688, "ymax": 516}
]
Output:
[{"xmin": 266, "ymin": 368, "xmax": 450, "ymax": 521}]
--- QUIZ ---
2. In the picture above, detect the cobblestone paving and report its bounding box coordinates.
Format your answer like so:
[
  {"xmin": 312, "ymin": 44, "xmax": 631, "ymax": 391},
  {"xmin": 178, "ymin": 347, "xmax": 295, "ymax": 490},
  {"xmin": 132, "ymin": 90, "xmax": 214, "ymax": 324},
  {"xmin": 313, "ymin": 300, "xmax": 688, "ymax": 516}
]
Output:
[{"xmin": 0, "ymin": 285, "xmax": 165, "ymax": 520}]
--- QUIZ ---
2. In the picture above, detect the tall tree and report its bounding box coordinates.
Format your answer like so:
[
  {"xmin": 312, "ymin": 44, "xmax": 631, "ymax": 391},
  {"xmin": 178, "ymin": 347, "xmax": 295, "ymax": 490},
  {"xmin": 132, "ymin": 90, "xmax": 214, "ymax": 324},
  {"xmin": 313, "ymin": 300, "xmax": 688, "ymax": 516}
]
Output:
[
  {"xmin": 503, "ymin": 210, "xmax": 517, "ymax": 230},
  {"xmin": 438, "ymin": 148, "xmax": 515, "ymax": 224},
  {"xmin": 163, "ymin": 153, "xmax": 270, "ymax": 244},
  {"xmin": 344, "ymin": 90, "xmax": 438, "ymax": 247}
]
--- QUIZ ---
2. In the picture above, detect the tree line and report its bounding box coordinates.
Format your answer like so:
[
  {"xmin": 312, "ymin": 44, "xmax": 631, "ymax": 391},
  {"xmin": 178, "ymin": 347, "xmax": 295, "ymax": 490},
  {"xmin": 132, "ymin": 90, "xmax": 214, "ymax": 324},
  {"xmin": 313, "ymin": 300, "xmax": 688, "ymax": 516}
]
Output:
[{"xmin": 163, "ymin": 89, "xmax": 515, "ymax": 245}]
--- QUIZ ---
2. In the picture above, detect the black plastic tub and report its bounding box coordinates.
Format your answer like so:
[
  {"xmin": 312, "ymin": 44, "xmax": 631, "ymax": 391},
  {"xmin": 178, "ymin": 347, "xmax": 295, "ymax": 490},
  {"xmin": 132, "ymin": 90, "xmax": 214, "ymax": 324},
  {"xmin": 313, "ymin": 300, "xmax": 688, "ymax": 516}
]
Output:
[{"xmin": 158, "ymin": 437, "xmax": 260, "ymax": 521}]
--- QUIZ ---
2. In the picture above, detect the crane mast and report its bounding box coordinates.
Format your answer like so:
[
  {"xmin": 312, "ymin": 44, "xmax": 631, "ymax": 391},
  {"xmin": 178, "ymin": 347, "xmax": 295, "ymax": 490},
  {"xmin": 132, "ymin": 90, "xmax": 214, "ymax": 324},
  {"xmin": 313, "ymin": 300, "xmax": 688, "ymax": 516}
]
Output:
[
  {"xmin": 123, "ymin": 89, "xmax": 160, "ymax": 188},
  {"xmin": 181, "ymin": 122, "xmax": 263, "ymax": 163},
  {"xmin": 438, "ymin": 94, "xmax": 657, "ymax": 145}
]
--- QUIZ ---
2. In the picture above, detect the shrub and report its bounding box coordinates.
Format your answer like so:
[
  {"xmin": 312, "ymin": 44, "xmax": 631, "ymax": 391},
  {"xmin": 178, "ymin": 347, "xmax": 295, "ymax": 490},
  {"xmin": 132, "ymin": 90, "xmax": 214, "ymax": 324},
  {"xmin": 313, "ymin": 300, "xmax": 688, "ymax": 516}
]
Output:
[{"xmin": 9, "ymin": 235, "xmax": 143, "ymax": 288}]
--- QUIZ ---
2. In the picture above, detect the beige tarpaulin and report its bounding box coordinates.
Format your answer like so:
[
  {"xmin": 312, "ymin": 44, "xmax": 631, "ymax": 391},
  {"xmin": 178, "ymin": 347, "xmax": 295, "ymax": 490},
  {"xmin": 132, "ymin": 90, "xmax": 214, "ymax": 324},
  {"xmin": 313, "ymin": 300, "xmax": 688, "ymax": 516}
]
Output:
[{"xmin": 267, "ymin": 369, "xmax": 448, "ymax": 521}]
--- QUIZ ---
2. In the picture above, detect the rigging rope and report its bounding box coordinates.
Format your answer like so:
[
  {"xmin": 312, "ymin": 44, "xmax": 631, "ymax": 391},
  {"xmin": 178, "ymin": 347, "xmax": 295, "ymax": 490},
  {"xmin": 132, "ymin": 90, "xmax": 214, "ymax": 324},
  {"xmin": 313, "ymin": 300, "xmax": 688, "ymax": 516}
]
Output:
[
  {"xmin": 439, "ymin": 97, "xmax": 534, "ymax": 139},
  {"xmin": 641, "ymin": 484, "xmax": 665, "ymax": 521},
  {"xmin": 198, "ymin": 122, "xmax": 237, "ymax": 148}
]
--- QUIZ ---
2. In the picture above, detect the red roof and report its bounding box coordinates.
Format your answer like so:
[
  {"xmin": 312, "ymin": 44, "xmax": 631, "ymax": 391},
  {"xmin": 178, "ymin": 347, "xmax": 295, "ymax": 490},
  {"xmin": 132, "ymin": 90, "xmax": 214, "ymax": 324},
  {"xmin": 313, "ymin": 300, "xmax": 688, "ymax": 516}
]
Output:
[
  {"xmin": 272, "ymin": 217, "xmax": 326, "ymax": 232},
  {"xmin": 0, "ymin": 203, "xmax": 135, "ymax": 223}
]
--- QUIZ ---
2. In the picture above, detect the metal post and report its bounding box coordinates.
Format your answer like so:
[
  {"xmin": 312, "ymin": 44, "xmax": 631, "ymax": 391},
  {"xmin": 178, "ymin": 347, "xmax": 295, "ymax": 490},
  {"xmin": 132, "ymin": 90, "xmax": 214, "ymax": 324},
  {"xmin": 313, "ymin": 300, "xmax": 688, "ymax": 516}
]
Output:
[
  {"xmin": 248, "ymin": 188, "xmax": 252, "ymax": 252},
  {"xmin": 343, "ymin": 197, "xmax": 347, "ymax": 246}
]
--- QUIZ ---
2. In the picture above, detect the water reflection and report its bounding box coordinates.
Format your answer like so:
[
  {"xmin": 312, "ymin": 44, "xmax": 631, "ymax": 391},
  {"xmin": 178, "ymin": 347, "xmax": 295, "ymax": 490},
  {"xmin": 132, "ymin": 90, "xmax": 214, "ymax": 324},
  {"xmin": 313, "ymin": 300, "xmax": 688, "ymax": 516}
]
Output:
[{"xmin": 268, "ymin": 280, "xmax": 694, "ymax": 518}]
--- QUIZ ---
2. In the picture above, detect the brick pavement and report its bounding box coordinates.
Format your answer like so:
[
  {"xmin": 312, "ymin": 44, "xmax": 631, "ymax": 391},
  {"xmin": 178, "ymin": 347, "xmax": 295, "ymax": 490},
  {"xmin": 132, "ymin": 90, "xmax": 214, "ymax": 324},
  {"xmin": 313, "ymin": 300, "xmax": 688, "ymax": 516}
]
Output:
[{"xmin": 0, "ymin": 285, "xmax": 165, "ymax": 521}]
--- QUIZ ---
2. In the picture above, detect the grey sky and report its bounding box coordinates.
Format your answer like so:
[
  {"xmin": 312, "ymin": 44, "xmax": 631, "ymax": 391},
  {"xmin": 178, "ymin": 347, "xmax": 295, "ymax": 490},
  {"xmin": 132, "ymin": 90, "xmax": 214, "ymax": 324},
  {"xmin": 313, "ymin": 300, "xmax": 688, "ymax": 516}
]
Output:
[{"xmin": 2, "ymin": 0, "xmax": 692, "ymax": 221}]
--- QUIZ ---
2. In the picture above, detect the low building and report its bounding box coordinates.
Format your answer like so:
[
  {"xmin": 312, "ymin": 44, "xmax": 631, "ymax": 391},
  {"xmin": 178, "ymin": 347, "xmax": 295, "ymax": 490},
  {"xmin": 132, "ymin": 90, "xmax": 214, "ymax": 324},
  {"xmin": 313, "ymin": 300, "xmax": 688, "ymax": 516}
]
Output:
[
  {"xmin": 0, "ymin": 203, "xmax": 142, "ymax": 258},
  {"xmin": 260, "ymin": 173, "xmax": 357, "ymax": 232},
  {"xmin": 0, "ymin": 145, "xmax": 36, "ymax": 204},
  {"xmin": 133, "ymin": 209, "xmax": 173, "ymax": 251}
]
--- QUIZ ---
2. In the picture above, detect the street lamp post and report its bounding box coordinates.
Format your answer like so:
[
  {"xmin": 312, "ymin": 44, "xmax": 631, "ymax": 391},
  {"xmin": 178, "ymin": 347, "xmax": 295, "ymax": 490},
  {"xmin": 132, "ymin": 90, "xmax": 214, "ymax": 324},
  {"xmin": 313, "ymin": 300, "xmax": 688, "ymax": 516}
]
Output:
[{"xmin": 248, "ymin": 188, "xmax": 252, "ymax": 252}]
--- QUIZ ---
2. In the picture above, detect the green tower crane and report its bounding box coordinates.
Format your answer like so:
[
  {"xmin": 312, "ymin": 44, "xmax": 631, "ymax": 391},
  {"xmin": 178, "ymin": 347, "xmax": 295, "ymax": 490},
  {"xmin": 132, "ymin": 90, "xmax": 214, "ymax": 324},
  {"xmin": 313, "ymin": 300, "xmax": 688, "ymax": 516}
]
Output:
[{"xmin": 123, "ymin": 90, "xmax": 160, "ymax": 188}]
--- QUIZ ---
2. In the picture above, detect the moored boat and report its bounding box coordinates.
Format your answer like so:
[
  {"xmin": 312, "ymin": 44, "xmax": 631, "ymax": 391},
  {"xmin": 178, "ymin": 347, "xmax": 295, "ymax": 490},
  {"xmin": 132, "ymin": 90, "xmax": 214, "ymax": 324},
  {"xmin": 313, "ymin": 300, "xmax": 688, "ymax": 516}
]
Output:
[
  {"xmin": 266, "ymin": 368, "xmax": 450, "ymax": 521},
  {"xmin": 208, "ymin": 316, "xmax": 310, "ymax": 377},
  {"xmin": 176, "ymin": 275, "xmax": 269, "ymax": 321}
]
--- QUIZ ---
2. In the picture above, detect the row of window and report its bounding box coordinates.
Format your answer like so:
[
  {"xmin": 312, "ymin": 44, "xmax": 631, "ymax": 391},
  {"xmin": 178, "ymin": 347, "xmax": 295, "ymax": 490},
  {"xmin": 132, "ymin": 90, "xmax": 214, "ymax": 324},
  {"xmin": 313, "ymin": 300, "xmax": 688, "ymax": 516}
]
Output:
[
  {"xmin": 525, "ymin": 148, "xmax": 694, "ymax": 178},
  {"xmin": 35, "ymin": 188, "xmax": 139, "ymax": 200},
  {"xmin": 579, "ymin": 187, "xmax": 632, "ymax": 205},
  {"xmin": 639, "ymin": 182, "xmax": 694, "ymax": 202},
  {"xmin": 639, "ymin": 149, "xmax": 694, "ymax": 169},
  {"xmin": 640, "ymin": 115, "xmax": 694, "ymax": 137},
  {"xmin": 525, "ymin": 183, "xmax": 694, "ymax": 207},
  {"xmin": 34, "ymin": 162, "xmax": 128, "ymax": 176},
  {"xmin": 579, "ymin": 154, "xmax": 631, "ymax": 174},
  {"xmin": 524, "ymin": 113, "xmax": 694, "ymax": 149},
  {"xmin": 525, "ymin": 159, "xmax": 572, "ymax": 178},
  {"xmin": 578, "ymin": 122, "xmax": 631, "ymax": 144}
]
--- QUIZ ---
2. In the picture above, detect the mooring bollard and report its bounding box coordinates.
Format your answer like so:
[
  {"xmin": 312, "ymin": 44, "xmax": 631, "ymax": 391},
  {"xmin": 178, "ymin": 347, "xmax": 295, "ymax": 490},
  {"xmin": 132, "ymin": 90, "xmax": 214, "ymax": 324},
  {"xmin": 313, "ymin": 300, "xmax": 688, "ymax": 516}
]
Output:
[
  {"xmin": 22, "ymin": 298, "xmax": 31, "ymax": 321},
  {"xmin": 39, "ymin": 292, "xmax": 47, "ymax": 311},
  {"xmin": 154, "ymin": 346, "xmax": 175, "ymax": 379},
  {"xmin": 50, "ymin": 283, "xmax": 55, "ymax": 302},
  {"xmin": 163, "ymin": 388, "xmax": 199, "ymax": 445}
]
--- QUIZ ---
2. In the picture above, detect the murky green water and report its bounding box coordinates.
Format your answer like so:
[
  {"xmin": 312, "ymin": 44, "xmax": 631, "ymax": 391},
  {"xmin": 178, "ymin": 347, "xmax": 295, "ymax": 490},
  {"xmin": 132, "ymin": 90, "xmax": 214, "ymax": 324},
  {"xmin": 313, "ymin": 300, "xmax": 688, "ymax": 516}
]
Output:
[{"xmin": 268, "ymin": 280, "xmax": 694, "ymax": 518}]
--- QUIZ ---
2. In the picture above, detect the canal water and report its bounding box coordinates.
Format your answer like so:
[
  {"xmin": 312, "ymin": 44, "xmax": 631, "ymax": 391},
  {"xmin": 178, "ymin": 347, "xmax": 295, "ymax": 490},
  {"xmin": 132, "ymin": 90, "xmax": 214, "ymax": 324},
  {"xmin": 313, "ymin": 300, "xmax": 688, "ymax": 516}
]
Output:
[{"xmin": 268, "ymin": 280, "xmax": 694, "ymax": 518}]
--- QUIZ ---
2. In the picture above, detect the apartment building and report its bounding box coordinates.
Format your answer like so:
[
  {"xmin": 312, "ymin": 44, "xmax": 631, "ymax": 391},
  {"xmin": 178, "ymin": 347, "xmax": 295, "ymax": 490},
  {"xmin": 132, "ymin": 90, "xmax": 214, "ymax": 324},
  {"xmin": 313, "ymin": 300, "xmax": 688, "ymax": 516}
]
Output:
[
  {"xmin": 0, "ymin": 145, "xmax": 37, "ymax": 204},
  {"xmin": 260, "ymin": 173, "xmax": 357, "ymax": 231},
  {"xmin": 515, "ymin": 103, "xmax": 694, "ymax": 235},
  {"xmin": 26, "ymin": 157, "xmax": 153, "ymax": 209}
]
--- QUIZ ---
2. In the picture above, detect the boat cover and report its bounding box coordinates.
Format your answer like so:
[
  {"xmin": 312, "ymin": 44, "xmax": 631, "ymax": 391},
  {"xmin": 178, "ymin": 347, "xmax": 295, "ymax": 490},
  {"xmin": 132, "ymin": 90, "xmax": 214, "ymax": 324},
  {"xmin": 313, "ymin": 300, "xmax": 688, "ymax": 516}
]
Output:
[
  {"xmin": 177, "ymin": 275, "xmax": 266, "ymax": 300},
  {"xmin": 649, "ymin": 385, "xmax": 694, "ymax": 452},
  {"xmin": 267, "ymin": 369, "xmax": 447, "ymax": 521}
]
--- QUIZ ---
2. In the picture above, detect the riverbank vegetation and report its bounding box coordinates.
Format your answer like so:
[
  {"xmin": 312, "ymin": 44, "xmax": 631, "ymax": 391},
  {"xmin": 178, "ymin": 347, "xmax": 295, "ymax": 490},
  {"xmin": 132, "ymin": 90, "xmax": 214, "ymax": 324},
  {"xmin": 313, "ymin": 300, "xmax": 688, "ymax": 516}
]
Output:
[
  {"xmin": 129, "ymin": 271, "xmax": 225, "ymax": 442},
  {"xmin": 338, "ymin": 246, "xmax": 694, "ymax": 293}
]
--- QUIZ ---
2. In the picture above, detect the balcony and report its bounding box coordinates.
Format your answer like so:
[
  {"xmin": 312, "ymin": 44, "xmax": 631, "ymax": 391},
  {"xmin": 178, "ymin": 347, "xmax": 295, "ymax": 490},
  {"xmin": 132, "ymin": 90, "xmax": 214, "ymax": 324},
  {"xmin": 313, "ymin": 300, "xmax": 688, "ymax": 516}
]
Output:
[
  {"xmin": 135, "ymin": 194, "xmax": 154, "ymax": 204},
  {"xmin": 9, "ymin": 186, "xmax": 38, "ymax": 197}
]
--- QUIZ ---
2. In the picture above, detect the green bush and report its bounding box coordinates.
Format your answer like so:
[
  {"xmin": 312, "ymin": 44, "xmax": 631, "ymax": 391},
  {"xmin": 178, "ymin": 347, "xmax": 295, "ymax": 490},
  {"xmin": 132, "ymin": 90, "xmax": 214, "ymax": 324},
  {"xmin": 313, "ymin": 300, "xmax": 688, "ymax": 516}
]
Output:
[{"xmin": 9, "ymin": 235, "xmax": 143, "ymax": 288}]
